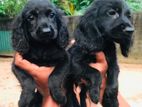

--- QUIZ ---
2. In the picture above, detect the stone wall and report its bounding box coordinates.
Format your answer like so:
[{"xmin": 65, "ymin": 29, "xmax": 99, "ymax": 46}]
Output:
[{"xmin": 0, "ymin": 13, "xmax": 142, "ymax": 63}]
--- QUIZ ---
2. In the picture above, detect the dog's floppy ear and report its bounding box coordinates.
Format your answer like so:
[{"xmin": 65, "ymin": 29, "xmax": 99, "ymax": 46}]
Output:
[
  {"xmin": 12, "ymin": 14, "xmax": 29, "ymax": 54},
  {"xmin": 75, "ymin": 8, "xmax": 103, "ymax": 52},
  {"xmin": 120, "ymin": 37, "xmax": 133, "ymax": 57},
  {"xmin": 120, "ymin": 12, "xmax": 134, "ymax": 57},
  {"xmin": 56, "ymin": 9, "xmax": 69, "ymax": 48}
]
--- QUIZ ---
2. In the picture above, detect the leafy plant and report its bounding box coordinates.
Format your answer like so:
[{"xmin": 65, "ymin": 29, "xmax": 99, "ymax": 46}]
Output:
[
  {"xmin": 51, "ymin": 0, "xmax": 93, "ymax": 15},
  {"xmin": 71, "ymin": 0, "xmax": 93, "ymax": 15},
  {"xmin": 0, "ymin": 0, "xmax": 6, "ymax": 16},
  {"xmin": 0, "ymin": 0, "xmax": 27, "ymax": 18},
  {"xmin": 51, "ymin": 0, "xmax": 142, "ymax": 15},
  {"xmin": 126, "ymin": 0, "xmax": 142, "ymax": 12},
  {"xmin": 0, "ymin": 0, "xmax": 142, "ymax": 17}
]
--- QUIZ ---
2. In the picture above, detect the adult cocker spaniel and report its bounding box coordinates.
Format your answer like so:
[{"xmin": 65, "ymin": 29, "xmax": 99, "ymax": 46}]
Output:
[
  {"xmin": 11, "ymin": 0, "xmax": 69, "ymax": 107},
  {"xmin": 69, "ymin": 0, "xmax": 134, "ymax": 107}
]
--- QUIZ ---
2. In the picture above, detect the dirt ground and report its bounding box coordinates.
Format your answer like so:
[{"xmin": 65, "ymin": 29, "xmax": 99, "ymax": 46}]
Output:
[{"xmin": 0, "ymin": 58, "xmax": 142, "ymax": 107}]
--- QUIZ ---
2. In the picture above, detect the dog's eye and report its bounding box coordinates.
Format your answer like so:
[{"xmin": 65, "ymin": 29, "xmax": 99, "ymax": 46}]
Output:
[
  {"xmin": 28, "ymin": 15, "xmax": 34, "ymax": 21},
  {"xmin": 49, "ymin": 13, "xmax": 55, "ymax": 18},
  {"xmin": 107, "ymin": 9, "xmax": 119, "ymax": 19},
  {"xmin": 126, "ymin": 12, "xmax": 132, "ymax": 19},
  {"xmin": 128, "ymin": 14, "xmax": 132, "ymax": 19},
  {"xmin": 107, "ymin": 9, "xmax": 117, "ymax": 16}
]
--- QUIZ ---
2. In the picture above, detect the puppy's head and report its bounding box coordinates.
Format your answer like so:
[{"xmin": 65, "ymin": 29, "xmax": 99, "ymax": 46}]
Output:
[
  {"xmin": 94, "ymin": 0, "xmax": 134, "ymax": 56},
  {"xmin": 12, "ymin": 0, "xmax": 69, "ymax": 53},
  {"xmin": 23, "ymin": 0, "xmax": 58, "ymax": 41},
  {"xmin": 76, "ymin": 0, "xmax": 134, "ymax": 56}
]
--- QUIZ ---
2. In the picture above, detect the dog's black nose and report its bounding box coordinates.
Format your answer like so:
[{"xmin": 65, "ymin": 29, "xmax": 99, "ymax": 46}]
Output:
[
  {"xmin": 37, "ymin": 26, "xmax": 53, "ymax": 39},
  {"xmin": 123, "ymin": 26, "xmax": 134, "ymax": 34},
  {"xmin": 42, "ymin": 27, "xmax": 51, "ymax": 34},
  {"xmin": 120, "ymin": 24, "xmax": 134, "ymax": 35},
  {"xmin": 123, "ymin": 26, "xmax": 134, "ymax": 32}
]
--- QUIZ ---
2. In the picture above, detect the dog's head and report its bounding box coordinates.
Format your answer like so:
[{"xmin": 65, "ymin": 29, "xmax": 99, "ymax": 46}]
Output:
[
  {"xmin": 12, "ymin": 0, "xmax": 69, "ymax": 53},
  {"xmin": 95, "ymin": 0, "xmax": 134, "ymax": 57},
  {"xmin": 76, "ymin": 0, "xmax": 134, "ymax": 57}
]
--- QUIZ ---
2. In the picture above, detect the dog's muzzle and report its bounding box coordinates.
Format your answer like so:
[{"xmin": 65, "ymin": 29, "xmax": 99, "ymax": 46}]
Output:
[
  {"xmin": 122, "ymin": 26, "xmax": 134, "ymax": 35},
  {"xmin": 37, "ymin": 26, "xmax": 55, "ymax": 39},
  {"xmin": 111, "ymin": 22, "xmax": 134, "ymax": 39}
]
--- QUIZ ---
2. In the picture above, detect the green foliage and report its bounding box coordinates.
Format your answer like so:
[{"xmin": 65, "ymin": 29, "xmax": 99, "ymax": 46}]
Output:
[
  {"xmin": 126, "ymin": 0, "xmax": 142, "ymax": 12},
  {"xmin": 0, "ymin": 0, "xmax": 142, "ymax": 17},
  {"xmin": 51, "ymin": 0, "xmax": 142, "ymax": 15},
  {"xmin": 0, "ymin": 0, "xmax": 27, "ymax": 18},
  {"xmin": 0, "ymin": 4, "xmax": 5, "ymax": 17},
  {"xmin": 51, "ymin": 0, "xmax": 93, "ymax": 15},
  {"xmin": 0, "ymin": 0, "xmax": 6, "ymax": 16}
]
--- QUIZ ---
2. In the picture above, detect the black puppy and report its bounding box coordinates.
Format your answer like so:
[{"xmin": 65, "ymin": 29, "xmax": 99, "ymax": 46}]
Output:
[
  {"xmin": 69, "ymin": 0, "xmax": 134, "ymax": 107},
  {"xmin": 11, "ymin": 0, "xmax": 69, "ymax": 107}
]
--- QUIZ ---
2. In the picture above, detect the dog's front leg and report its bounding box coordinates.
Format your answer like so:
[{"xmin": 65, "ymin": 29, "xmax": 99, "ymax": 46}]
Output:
[
  {"xmin": 102, "ymin": 59, "xmax": 119, "ymax": 107},
  {"xmin": 82, "ymin": 65, "xmax": 102, "ymax": 104},
  {"xmin": 12, "ymin": 65, "xmax": 36, "ymax": 107},
  {"xmin": 48, "ymin": 57, "xmax": 69, "ymax": 105}
]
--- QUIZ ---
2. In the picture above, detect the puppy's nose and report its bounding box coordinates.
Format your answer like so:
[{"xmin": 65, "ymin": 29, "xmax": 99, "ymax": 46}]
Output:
[
  {"xmin": 42, "ymin": 27, "xmax": 51, "ymax": 33},
  {"xmin": 123, "ymin": 26, "xmax": 134, "ymax": 34},
  {"xmin": 120, "ymin": 24, "xmax": 134, "ymax": 34}
]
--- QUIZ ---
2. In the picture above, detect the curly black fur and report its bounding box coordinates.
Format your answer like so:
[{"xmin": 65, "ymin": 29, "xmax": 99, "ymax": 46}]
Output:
[
  {"xmin": 11, "ymin": 0, "xmax": 69, "ymax": 107},
  {"xmin": 69, "ymin": 0, "xmax": 134, "ymax": 107}
]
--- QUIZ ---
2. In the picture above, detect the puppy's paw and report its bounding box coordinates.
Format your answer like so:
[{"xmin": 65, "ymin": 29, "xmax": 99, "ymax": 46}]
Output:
[
  {"xmin": 104, "ymin": 87, "xmax": 118, "ymax": 98},
  {"xmin": 50, "ymin": 88, "xmax": 67, "ymax": 104},
  {"xmin": 102, "ymin": 87, "xmax": 119, "ymax": 107},
  {"xmin": 48, "ymin": 75, "xmax": 67, "ymax": 104},
  {"xmin": 89, "ymin": 88, "xmax": 100, "ymax": 104}
]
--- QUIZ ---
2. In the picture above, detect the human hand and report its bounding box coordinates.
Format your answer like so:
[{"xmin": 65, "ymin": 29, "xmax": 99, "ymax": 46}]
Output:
[
  {"xmin": 14, "ymin": 52, "xmax": 54, "ymax": 96},
  {"xmin": 89, "ymin": 52, "xmax": 108, "ymax": 76},
  {"xmin": 15, "ymin": 52, "xmax": 60, "ymax": 107}
]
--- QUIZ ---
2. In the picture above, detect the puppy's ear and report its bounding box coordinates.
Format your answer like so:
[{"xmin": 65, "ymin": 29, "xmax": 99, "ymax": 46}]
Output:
[
  {"xmin": 120, "ymin": 37, "xmax": 133, "ymax": 57},
  {"xmin": 12, "ymin": 14, "xmax": 29, "ymax": 54},
  {"xmin": 75, "ymin": 10, "xmax": 103, "ymax": 52},
  {"xmin": 56, "ymin": 10, "xmax": 69, "ymax": 48}
]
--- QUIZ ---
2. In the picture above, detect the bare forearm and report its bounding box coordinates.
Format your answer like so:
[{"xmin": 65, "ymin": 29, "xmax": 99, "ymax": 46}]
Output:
[{"xmin": 90, "ymin": 52, "xmax": 108, "ymax": 75}]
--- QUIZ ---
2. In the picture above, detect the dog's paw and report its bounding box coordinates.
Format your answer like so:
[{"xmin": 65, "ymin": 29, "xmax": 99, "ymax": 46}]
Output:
[
  {"xmin": 89, "ymin": 88, "xmax": 100, "ymax": 104},
  {"xmin": 50, "ymin": 88, "xmax": 67, "ymax": 104},
  {"xmin": 102, "ymin": 88, "xmax": 119, "ymax": 107},
  {"xmin": 104, "ymin": 87, "xmax": 118, "ymax": 98}
]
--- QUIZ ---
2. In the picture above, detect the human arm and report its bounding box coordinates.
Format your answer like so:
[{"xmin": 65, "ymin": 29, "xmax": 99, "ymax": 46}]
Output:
[
  {"xmin": 89, "ymin": 51, "xmax": 108, "ymax": 76},
  {"xmin": 14, "ymin": 52, "xmax": 59, "ymax": 107}
]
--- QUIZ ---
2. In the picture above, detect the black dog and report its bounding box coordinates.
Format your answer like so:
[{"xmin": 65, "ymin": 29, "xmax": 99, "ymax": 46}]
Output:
[
  {"xmin": 11, "ymin": 0, "xmax": 69, "ymax": 107},
  {"xmin": 69, "ymin": 0, "xmax": 134, "ymax": 107}
]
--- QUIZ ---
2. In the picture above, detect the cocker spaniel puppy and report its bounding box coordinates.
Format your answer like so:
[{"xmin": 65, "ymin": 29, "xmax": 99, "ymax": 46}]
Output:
[
  {"xmin": 11, "ymin": 0, "xmax": 69, "ymax": 107},
  {"xmin": 69, "ymin": 0, "xmax": 134, "ymax": 107}
]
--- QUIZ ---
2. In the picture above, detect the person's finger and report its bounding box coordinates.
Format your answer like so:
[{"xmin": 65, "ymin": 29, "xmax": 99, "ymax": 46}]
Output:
[
  {"xmin": 14, "ymin": 52, "xmax": 23, "ymax": 65},
  {"xmin": 39, "ymin": 67, "xmax": 55, "ymax": 73},
  {"xmin": 89, "ymin": 52, "xmax": 108, "ymax": 75},
  {"xmin": 73, "ymin": 84, "xmax": 81, "ymax": 94},
  {"xmin": 89, "ymin": 63, "xmax": 107, "ymax": 75},
  {"xmin": 34, "ymin": 67, "xmax": 55, "ymax": 79},
  {"xmin": 73, "ymin": 84, "xmax": 81, "ymax": 104}
]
